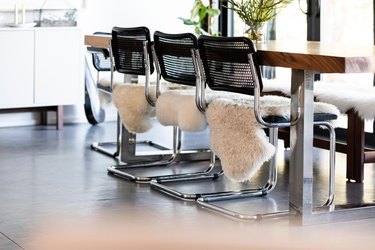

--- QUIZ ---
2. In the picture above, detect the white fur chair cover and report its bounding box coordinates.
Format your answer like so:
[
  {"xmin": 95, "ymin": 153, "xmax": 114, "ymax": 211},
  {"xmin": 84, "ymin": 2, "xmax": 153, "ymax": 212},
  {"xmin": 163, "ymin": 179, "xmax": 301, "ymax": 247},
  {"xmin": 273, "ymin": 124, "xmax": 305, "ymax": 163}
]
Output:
[
  {"xmin": 156, "ymin": 90, "xmax": 207, "ymax": 132},
  {"xmin": 262, "ymin": 79, "xmax": 291, "ymax": 96},
  {"xmin": 206, "ymin": 95, "xmax": 340, "ymax": 182},
  {"xmin": 112, "ymin": 83, "xmax": 195, "ymax": 134},
  {"xmin": 206, "ymin": 98, "xmax": 275, "ymax": 182},
  {"xmin": 112, "ymin": 84, "xmax": 156, "ymax": 133},
  {"xmin": 97, "ymin": 72, "xmax": 126, "ymax": 108}
]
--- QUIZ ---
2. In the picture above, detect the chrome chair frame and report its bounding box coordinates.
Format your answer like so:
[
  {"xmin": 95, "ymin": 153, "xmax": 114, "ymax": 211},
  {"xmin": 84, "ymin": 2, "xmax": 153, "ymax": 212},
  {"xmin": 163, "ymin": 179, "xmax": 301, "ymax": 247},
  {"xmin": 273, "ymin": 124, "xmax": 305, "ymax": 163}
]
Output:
[
  {"xmin": 87, "ymin": 31, "xmax": 163, "ymax": 159},
  {"xmin": 118, "ymin": 31, "xmax": 225, "ymax": 184},
  {"xmin": 86, "ymin": 32, "xmax": 121, "ymax": 158},
  {"xmin": 150, "ymin": 44, "xmax": 287, "ymax": 201},
  {"xmin": 151, "ymin": 36, "xmax": 336, "ymax": 221}
]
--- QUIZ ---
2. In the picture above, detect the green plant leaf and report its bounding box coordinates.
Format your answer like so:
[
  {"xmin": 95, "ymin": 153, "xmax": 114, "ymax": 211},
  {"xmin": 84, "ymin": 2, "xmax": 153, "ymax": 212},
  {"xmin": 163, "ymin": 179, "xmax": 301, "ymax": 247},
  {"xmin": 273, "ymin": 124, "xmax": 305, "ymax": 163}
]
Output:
[
  {"xmin": 191, "ymin": 0, "xmax": 203, "ymax": 19},
  {"xmin": 178, "ymin": 17, "xmax": 197, "ymax": 25},
  {"xmin": 207, "ymin": 8, "xmax": 221, "ymax": 16},
  {"xmin": 180, "ymin": 0, "xmax": 221, "ymax": 36},
  {"xmin": 199, "ymin": 7, "xmax": 207, "ymax": 21}
]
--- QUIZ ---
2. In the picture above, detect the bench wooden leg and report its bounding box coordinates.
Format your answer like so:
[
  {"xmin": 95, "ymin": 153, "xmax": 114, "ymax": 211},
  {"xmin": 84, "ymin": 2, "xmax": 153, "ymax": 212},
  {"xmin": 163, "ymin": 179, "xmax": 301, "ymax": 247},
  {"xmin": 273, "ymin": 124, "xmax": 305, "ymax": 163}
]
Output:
[
  {"xmin": 278, "ymin": 108, "xmax": 368, "ymax": 183},
  {"xmin": 346, "ymin": 109, "xmax": 365, "ymax": 183}
]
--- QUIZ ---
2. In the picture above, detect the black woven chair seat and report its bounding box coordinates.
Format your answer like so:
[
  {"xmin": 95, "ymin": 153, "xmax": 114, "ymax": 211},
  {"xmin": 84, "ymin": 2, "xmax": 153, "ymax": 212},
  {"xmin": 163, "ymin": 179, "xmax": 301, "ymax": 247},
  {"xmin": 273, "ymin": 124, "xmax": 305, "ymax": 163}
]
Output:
[{"xmin": 263, "ymin": 113, "xmax": 337, "ymax": 124}]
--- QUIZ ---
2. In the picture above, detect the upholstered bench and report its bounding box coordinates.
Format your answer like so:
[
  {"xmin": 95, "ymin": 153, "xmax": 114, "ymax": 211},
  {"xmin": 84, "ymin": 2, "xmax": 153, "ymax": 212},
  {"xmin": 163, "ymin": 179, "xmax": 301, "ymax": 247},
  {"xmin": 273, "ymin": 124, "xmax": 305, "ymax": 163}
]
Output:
[{"xmin": 263, "ymin": 78, "xmax": 375, "ymax": 182}]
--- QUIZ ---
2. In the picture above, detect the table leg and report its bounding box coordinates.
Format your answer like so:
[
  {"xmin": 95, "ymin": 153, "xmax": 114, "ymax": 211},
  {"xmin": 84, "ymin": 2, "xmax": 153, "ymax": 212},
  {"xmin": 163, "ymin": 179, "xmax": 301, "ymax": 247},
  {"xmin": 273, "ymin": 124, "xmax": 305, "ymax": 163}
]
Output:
[
  {"xmin": 346, "ymin": 109, "xmax": 365, "ymax": 182},
  {"xmin": 288, "ymin": 71, "xmax": 375, "ymax": 225},
  {"xmin": 289, "ymin": 69, "xmax": 315, "ymax": 225}
]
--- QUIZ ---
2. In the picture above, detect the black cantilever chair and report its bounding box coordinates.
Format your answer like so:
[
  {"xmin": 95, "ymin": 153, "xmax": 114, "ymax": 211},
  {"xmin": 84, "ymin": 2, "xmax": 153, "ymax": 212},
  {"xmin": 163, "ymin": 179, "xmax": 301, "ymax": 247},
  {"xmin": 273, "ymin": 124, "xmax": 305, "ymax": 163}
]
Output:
[
  {"xmin": 89, "ymin": 32, "xmax": 112, "ymax": 94},
  {"xmin": 152, "ymin": 35, "xmax": 338, "ymax": 221},
  {"xmin": 106, "ymin": 26, "xmax": 164, "ymax": 178},
  {"xmin": 86, "ymin": 31, "xmax": 121, "ymax": 157},
  {"xmin": 108, "ymin": 31, "xmax": 212, "ymax": 182}
]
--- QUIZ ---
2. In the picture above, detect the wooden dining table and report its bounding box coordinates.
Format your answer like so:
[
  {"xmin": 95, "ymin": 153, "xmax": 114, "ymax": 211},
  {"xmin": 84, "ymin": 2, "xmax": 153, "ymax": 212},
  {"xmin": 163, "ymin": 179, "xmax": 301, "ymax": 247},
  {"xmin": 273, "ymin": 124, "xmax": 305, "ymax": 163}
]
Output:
[
  {"xmin": 84, "ymin": 34, "xmax": 375, "ymax": 225},
  {"xmin": 257, "ymin": 41, "xmax": 375, "ymax": 184},
  {"xmin": 85, "ymin": 34, "xmax": 111, "ymax": 49},
  {"xmin": 255, "ymin": 40, "xmax": 375, "ymax": 225}
]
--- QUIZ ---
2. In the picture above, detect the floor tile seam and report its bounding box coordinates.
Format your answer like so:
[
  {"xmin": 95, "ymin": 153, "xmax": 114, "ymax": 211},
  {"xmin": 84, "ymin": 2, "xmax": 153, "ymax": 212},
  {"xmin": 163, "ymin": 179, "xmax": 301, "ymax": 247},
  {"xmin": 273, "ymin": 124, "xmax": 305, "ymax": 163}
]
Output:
[{"xmin": 0, "ymin": 231, "xmax": 24, "ymax": 250}]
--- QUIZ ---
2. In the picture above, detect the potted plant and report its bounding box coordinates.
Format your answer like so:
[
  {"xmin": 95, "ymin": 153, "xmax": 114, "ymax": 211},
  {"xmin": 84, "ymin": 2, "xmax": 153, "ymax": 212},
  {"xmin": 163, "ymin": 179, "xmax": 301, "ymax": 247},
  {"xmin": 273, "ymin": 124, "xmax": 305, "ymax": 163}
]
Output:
[
  {"xmin": 179, "ymin": 0, "xmax": 221, "ymax": 36},
  {"xmin": 223, "ymin": 0, "xmax": 292, "ymax": 42}
]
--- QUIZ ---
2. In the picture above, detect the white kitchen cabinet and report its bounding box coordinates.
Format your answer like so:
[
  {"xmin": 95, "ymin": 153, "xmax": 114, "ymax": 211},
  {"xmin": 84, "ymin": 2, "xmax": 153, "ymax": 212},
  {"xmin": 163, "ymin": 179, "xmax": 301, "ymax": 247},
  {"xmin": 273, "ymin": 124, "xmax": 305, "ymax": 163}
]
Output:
[{"xmin": 0, "ymin": 27, "xmax": 84, "ymax": 110}]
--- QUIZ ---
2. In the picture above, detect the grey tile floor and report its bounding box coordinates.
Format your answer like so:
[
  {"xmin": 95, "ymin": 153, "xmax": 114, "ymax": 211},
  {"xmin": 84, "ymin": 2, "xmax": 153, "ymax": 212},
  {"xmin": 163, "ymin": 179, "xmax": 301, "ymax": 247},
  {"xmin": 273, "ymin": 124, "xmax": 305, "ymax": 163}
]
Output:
[{"xmin": 1, "ymin": 121, "xmax": 375, "ymax": 249}]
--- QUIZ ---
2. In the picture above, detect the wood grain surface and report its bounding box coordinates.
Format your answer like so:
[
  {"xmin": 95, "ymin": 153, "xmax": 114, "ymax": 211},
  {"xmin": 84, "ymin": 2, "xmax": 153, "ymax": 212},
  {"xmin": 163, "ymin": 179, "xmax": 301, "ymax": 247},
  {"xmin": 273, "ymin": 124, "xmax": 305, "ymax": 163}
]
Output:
[
  {"xmin": 84, "ymin": 35, "xmax": 375, "ymax": 74},
  {"xmin": 256, "ymin": 40, "xmax": 375, "ymax": 73},
  {"xmin": 84, "ymin": 34, "xmax": 111, "ymax": 49}
]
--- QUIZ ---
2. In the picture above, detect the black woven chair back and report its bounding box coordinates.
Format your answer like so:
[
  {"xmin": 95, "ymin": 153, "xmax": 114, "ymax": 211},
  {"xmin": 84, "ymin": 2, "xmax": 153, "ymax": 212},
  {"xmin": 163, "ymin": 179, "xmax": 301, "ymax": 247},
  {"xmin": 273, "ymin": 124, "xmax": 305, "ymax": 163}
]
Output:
[
  {"xmin": 197, "ymin": 35, "xmax": 263, "ymax": 95},
  {"xmin": 153, "ymin": 31, "xmax": 197, "ymax": 86},
  {"xmin": 90, "ymin": 32, "xmax": 111, "ymax": 72},
  {"xmin": 111, "ymin": 26, "xmax": 154, "ymax": 75}
]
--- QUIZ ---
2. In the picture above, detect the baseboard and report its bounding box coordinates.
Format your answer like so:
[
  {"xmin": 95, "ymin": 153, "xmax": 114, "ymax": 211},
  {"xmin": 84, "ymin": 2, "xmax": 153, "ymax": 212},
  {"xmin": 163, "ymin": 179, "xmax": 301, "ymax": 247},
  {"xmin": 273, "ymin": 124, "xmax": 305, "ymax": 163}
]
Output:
[{"xmin": 0, "ymin": 105, "xmax": 118, "ymax": 128}]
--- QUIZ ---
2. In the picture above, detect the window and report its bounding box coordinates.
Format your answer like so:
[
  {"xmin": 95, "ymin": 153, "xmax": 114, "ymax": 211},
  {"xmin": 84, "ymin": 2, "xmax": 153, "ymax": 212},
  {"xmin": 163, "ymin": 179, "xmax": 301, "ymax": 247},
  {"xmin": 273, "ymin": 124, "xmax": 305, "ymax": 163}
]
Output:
[{"xmin": 232, "ymin": 1, "xmax": 307, "ymax": 81}]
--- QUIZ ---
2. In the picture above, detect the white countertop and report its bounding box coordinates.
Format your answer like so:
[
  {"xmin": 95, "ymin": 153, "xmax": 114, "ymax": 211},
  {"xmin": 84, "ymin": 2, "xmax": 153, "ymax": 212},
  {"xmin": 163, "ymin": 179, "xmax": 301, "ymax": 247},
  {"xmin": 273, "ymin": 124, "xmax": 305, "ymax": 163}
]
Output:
[{"xmin": 0, "ymin": 25, "xmax": 80, "ymax": 31}]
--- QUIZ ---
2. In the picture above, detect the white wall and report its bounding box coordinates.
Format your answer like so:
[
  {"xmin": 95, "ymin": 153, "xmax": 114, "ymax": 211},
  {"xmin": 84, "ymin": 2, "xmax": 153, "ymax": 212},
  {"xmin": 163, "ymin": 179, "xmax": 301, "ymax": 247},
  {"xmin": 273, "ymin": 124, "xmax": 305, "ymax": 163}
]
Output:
[
  {"xmin": 320, "ymin": 0, "xmax": 374, "ymax": 86},
  {"xmin": 0, "ymin": 0, "xmax": 195, "ymax": 127},
  {"xmin": 78, "ymin": 0, "xmax": 194, "ymax": 35},
  {"xmin": 320, "ymin": 0, "xmax": 374, "ymax": 132},
  {"xmin": 76, "ymin": 0, "xmax": 194, "ymax": 124}
]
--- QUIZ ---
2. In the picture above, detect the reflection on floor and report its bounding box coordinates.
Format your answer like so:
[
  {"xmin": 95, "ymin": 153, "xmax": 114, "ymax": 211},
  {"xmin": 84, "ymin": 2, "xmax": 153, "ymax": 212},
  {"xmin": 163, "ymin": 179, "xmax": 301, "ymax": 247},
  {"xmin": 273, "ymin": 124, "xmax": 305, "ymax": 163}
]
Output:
[{"xmin": 0, "ymin": 121, "xmax": 375, "ymax": 249}]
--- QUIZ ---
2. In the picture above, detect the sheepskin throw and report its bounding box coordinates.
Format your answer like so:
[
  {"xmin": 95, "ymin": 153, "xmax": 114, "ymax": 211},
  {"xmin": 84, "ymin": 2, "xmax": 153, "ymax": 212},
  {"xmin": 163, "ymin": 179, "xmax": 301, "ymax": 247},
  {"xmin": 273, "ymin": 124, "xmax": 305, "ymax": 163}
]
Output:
[
  {"xmin": 112, "ymin": 84, "xmax": 156, "ymax": 133},
  {"xmin": 97, "ymin": 73, "xmax": 127, "ymax": 108},
  {"xmin": 262, "ymin": 78, "xmax": 375, "ymax": 120},
  {"xmin": 262, "ymin": 79, "xmax": 291, "ymax": 97},
  {"xmin": 206, "ymin": 95, "xmax": 340, "ymax": 182},
  {"xmin": 206, "ymin": 98, "xmax": 275, "ymax": 182},
  {"xmin": 314, "ymin": 81, "xmax": 375, "ymax": 120},
  {"xmin": 156, "ymin": 90, "xmax": 207, "ymax": 132},
  {"xmin": 112, "ymin": 83, "xmax": 195, "ymax": 134}
]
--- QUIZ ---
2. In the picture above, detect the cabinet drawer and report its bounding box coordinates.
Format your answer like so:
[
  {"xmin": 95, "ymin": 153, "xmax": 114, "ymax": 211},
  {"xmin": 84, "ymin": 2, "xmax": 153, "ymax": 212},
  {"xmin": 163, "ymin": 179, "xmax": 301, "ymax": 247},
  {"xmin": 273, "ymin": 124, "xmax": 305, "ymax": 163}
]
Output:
[{"xmin": 0, "ymin": 30, "xmax": 34, "ymax": 108}]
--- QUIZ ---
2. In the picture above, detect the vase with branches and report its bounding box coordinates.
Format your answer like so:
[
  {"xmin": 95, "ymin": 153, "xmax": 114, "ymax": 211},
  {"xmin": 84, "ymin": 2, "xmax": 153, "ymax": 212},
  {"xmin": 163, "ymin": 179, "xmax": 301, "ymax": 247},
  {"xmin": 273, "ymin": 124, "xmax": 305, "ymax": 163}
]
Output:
[{"xmin": 223, "ymin": 0, "xmax": 292, "ymax": 41}]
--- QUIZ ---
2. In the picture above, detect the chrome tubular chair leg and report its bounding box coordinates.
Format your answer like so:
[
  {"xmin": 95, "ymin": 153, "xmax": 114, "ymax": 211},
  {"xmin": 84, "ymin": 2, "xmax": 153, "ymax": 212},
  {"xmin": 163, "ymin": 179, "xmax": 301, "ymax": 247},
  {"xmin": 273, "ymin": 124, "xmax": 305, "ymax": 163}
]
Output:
[
  {"xmin": 196, "ymin": 197, "xmax": 291, "ymax": 221},
  {"xmin": 150, "ymin": 128, "xmax": 280, "ymax": 202},
  {"xmin": 150, "ymin": 151, "xmax": 224, "ymax": 200},
  {"xmin": 108, "ymin": 126, "xmax": 211, "ymax": 183},
  {"xmin": 314, "ymin": 121, "xmax": 336, "ymax": 207},
  {"xmin": 196, "ymin": 124, "xmax": 336, "ymax": 221},
  {"xmin": 195, "ymin": 128, "xmax": 282, "ymax": 219},
  {"xmin": 90, "ymin": 114, "xmax": 121, "ymax": 158},
  {"xmin": 107, "ymin": 126, "xmax": 180, "ymax": 182},
  {"xmin": 120, "ymin": 128, "xmax": 172, "ymax": 164}
]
